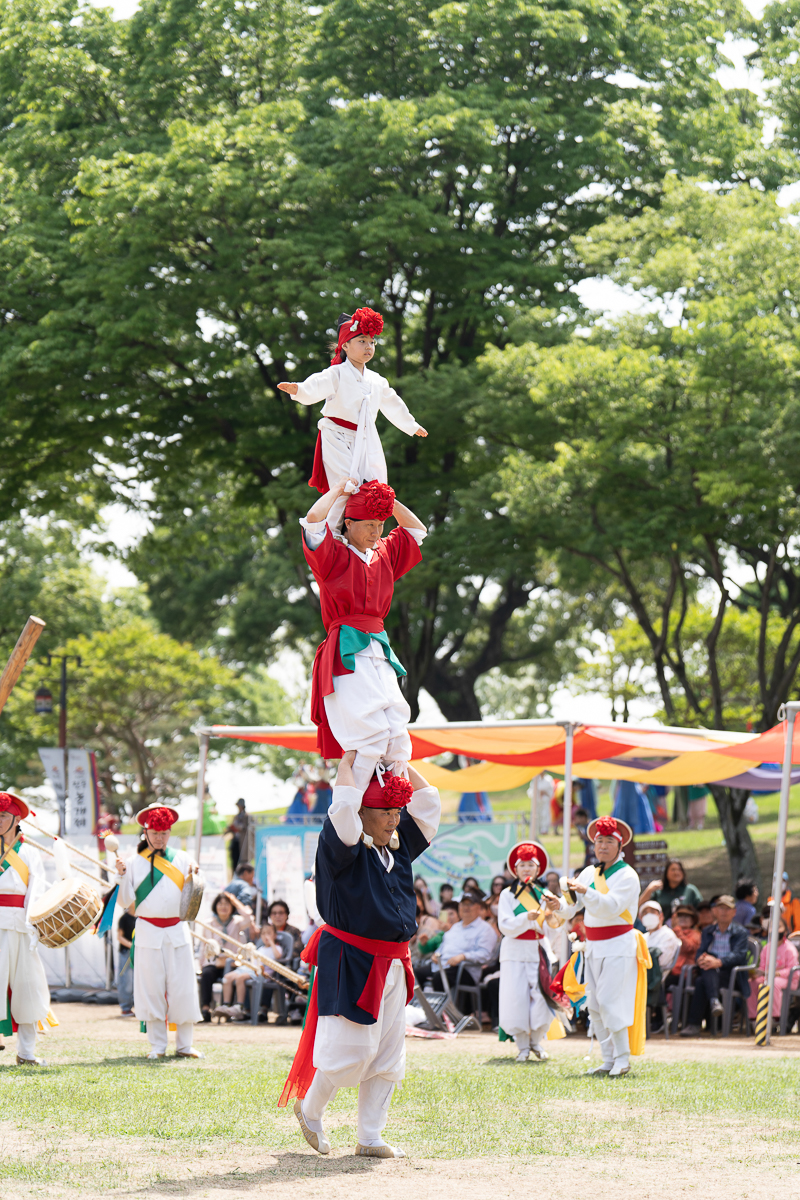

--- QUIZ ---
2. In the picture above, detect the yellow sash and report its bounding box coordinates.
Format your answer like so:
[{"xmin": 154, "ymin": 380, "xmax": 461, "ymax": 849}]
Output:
[
  {"xmin": 137, "ymin": 850, "xmax": 185, "ymax": 892},
  {"xmin": 2, "ymin": 847, "xmax": 28, "ymax": 889},
  {"xmin": 591, "ymin": 867, "xmax": 651, "ymax": 1056}
]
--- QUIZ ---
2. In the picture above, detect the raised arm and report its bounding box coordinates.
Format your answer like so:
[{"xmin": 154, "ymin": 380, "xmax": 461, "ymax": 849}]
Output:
[
  {"xmin": 306, "ymin": 478, "xmax": 358, "ymax": 524},
  {"xmin": 278, "ymin": 366, "xmax": 338, "ymax": 406},
  {"xmin": 392, "ymin": 497, "xmax": 426, "ymax": 533},
  {"xmin": 406, "ymin": 764, "xmax": 441, "ymax": 842}
]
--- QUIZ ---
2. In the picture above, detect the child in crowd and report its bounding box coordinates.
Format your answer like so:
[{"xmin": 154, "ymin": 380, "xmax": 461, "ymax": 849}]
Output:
[{"xmin": 278, "ymin": 308, "xmax": 427, "ymax": 529}]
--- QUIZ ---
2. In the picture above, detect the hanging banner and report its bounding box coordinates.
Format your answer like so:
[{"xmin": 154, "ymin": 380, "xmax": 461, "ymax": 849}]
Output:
[
  {"xmin": 38, "ymin": 748, "xmax": 67, "ymax": 827},
  {"xmin": 65, "ymin": 749, "xmax": 100, "ymax": 837},
  {"xmin": 413, "ymin": 823, "xmax": 521, "ymax": 894}
]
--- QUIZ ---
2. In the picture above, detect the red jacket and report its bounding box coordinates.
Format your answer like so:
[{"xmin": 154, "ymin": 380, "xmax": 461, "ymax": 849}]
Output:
[{"xmin": 302, "ymin": 525, "xmax": 422, "ymax": 757}]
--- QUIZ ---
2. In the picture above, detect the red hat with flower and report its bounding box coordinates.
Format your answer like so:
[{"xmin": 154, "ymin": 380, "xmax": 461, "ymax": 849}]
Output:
[
  {"xmin": 587, "ymin": 815, "xmax": 633, "ymax": 846},
  {"xmin": 331, "ymin": 307, "xmax": 384, "ymax": 366},
  {"xmin": 344, "ymin": 479, "xmax": 396, "ymax": 523},
  {"xmin": 0, "ymin": 792, "xmax": 30, "ymax": 821},
  {"xmin": 136, "ymin": 803, "xmax": 179, "ymax": 831},
  {"xmin": 507, "ymin": 841, "xmax": 548, "ymax": 877},
  {"xmin": 361, "ymin": 770, "xmax": 414, "ymax": 809}
]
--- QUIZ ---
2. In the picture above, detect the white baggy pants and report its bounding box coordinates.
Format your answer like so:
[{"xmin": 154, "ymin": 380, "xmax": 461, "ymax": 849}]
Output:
[
  {"xmin": 134, "ymin": 941, "xmax": 201, "ymax": 1052},
  {"xmin": 498, "ymin": 959, "xmax": 552, "ymax": 1052},
  {"xmin": 0, "ymin": 929, "xmax": 51, "ymax": 1060},
  {"xmin": 318, "ymin": 416, "xmax": 387, "ymax": 530},
  {"xmin": 303, "ymin": 960, "xmax": 407, "ymax": 1146},
  {"xmin": 584, "ymin": 953, "xmax": 638, "ymax": 1064},
  {"xmin": 323, "ymin": 651, "xmax": 412, "ymax": 792}
]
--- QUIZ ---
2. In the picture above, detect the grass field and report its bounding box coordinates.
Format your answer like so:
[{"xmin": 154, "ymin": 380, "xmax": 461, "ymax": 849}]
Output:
[{"xmin": 5, "ymin": 1007, "xmax": 800, "ymax": 1200}]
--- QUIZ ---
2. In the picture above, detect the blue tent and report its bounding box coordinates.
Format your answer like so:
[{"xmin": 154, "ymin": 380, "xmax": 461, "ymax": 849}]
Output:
[
  {"xmin": 457, "ymin": 791, "xmax": 493, "ymax": 823},
  {"xmin": 612, "ymin": 780, "xmax": 656, "ymax": 835}
]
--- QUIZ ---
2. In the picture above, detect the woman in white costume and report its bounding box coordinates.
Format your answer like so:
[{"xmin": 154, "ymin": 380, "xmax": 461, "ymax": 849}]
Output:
[
  {"xmin": 114, "ymin": 803, "xmax": 202, "ymax": 1059},
  {"xmin": 278, "ymin": 307, "xmax": 427, "ymax": 529},
  {"xmin": 0, "ymin": 792, "xmax": 55, "ymax": 1065},
  {"xmin": 498, "ymin": 841, "xmax": 563, "ymax": 1063}
]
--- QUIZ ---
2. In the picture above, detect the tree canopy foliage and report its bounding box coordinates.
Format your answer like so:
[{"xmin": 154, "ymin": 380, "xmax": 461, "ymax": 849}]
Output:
[{"xmin": 0, "ymin": 0, "xmax": 777, "ymax": 719}]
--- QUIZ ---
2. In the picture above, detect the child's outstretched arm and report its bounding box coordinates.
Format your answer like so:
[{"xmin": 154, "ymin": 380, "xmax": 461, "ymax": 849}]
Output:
[
  {"xmin": 278, "ymin": 367, "xmax": 337, "ymax": 405},
  {"xmin": 377, "ymin": 381, "xmax": 428, "ymax": 438}
]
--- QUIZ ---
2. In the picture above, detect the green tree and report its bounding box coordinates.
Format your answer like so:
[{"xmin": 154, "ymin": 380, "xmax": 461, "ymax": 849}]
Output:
[
  {"xmin": 0, "ymin": 0, "xmax": 778, "ymax": 720},
  {"xmin": 492, "ymin": 180, "xmax": 800, "ymax": 884},
  {"xmin": 5, "ymin": 616, "xmax": 295, "ymax": 811}
]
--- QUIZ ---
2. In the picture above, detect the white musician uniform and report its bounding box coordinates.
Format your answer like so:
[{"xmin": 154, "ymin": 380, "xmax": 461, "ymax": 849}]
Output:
[
  {"xmin": 116, "ymin": 848, "xmax": 201, "ymax": 1054},
  {"xmin": 558, "ymin": 860, "xmax": 641, "ymax": 1068},
  {"xmin": 497, "ymin": 886, "xmax": 553, "ymax": 1057},
  {"xmin": 0, "ymin": 841, "xmax": 52, "ymax": 1059}
]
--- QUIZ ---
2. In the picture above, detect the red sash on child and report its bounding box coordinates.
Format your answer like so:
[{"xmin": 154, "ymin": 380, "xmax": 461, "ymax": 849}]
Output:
[
  {"xmin": 308, "ymin": 418, "xmax": 358, "ymax": 493},
  {"xmin": 277, "ymin": 923, "xmax": 413, "ymax": 1108}
]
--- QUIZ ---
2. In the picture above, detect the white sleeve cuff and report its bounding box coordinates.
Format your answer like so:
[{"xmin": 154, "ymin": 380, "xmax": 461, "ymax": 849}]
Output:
[
  {"xmin": 328, "ymin": 784, "xmax": 364, "ymax": 847},
  {"xmin": 403, "ymin": 527, "xmax": 427, "ymax": 545},
  {"xmin": 299, "ymin": 517, "xmax": 328, "ymax": 549}
]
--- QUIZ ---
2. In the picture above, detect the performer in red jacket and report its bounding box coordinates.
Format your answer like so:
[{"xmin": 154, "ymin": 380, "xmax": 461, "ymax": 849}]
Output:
[{"xmin": 301, "ymin": 476, "xmax": 426, "ymax": 792}]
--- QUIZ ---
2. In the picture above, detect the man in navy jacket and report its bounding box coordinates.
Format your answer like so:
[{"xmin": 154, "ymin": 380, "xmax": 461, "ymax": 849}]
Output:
[
  {"xmin": 281, "ymin": 752, "xmax": 440, "ymax": 1159},
  {"xmin": 680, "ymin": 895, "xmax": 750, "ymax": 1036}
]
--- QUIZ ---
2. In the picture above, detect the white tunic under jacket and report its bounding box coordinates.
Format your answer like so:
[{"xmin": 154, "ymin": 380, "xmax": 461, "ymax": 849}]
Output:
[
  {"xmin": 558, "ymin": 861, "xmax": 641, "ymax": 960},
  {"xmin": 0, "ymin": 841, "xmax": 47, "ymax": 936}
]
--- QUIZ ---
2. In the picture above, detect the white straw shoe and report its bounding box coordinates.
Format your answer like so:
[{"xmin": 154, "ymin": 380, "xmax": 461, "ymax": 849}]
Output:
[
  {"xmin": 294, "ymin": 1099, "xmax": 331, "ymax": 1155},
  {"xmin": 355, "ymin": 1144, "xmax": 406, "ymax": 1159}
]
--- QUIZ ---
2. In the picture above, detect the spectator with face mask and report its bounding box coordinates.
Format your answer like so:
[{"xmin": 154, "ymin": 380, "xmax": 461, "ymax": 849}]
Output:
[{"xmin": 639, "ymin": 900, "xmax": 680, "ymax": 975}]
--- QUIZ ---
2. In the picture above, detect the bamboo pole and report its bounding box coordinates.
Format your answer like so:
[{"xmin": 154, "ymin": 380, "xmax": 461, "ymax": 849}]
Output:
[
  {"xmin": 22, "ymin": 819, "xmax": 114, "ymax": 876},
  {"xmin": 23, "ymin": 836, "xmax": 106, "ymax": 889},
  {"xmin": 194, "ymin": 918, "xmax": 308, "ymax": 989},
  {"xmin": 0, "ymin": 617, "xmax": 46, "ymax": 715}
]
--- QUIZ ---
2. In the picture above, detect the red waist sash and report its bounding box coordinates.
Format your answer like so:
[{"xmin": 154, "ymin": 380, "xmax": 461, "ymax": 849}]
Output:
[
  {"xmin": 309, "ymin": 417, "xmax": 359, "ymax": 493},
  {"xmin": 517, "ymin": 929, "xmax": 543, "ymax": 941},
  {"xmin": 137, "ymin": 916, "xmax": 180, "ymax": 927},
  {"xmin": 585, "ymin": 924, "xmax": 633, "ymax": 941},
  {"xmin": 278, "ymin": 923, "xmax": 413, "ymax": 1108},
  {"xmin": 0, "ymin": 895, "xmax": 25, "ymax": 909}
]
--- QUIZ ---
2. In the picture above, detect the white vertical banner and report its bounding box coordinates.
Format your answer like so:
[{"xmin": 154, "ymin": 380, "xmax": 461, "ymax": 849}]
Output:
[
  {"xmin": 38, "ymin": 748, "xmax": 67, "ymax": 826},
  {"xmin": 65, "ymin": 749, "xmax": 93, "ymax": 836},
  {"xmin": 265, "ymin": 836, "xmax": 308, "ymax": 929}
]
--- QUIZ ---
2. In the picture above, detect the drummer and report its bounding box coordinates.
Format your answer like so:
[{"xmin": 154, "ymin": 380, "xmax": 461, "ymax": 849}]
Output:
[
  {"xmin": 114, "ymin": 803, "xmax": 203, "ymax": 1059},
  {"xmin": 0, "ymin": 792, "xmax": 55, "ymax": 1065}
]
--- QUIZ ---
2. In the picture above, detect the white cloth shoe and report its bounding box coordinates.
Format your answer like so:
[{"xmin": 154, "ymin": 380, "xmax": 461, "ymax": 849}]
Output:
[
  {"xmin": 531, "ymin": 1044, "xmax": 549, "ymax": 1061},
  {"xmin": 586, "ymin": 1063, "xmax": 613, "ymax": 1076},
  {"xmin": 514, "ymin": 1049, "xmax": 530, "ymax": 1063},
  {"xmin": 609, "ymin": 1060, "xmax": 631, "ymax": 1077},
  {"xmin": 355, "ymin": 1144, "xmax": 405, "ymax": 1159},
  {"xmin": 294, "ymin": 1099, "xmax": 331, "ymax": 1155}
]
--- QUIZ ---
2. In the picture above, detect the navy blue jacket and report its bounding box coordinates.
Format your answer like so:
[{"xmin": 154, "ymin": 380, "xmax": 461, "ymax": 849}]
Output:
[
  {"xmin": 314, "ymin": 807, "xmax": 429, "ymax": 1024},
  {"xmin": 697, "ymin": 921, "xmax": 751, "ymax": 997}
]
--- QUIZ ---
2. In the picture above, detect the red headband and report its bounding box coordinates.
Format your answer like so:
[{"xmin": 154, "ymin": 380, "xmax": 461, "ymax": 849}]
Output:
[
  {"xmin": 361, "ymin": 772, "xmax": 413, "ymax": 809},
  {"xmin": 344, "ymin": 479, "xmax": 395, "ymax": 523},
  {"xmin": 593, "ymin": 816, "xmax": 623, "ymax": 843},
  {"xmin": 331, "ymin": 307, "xmax": 384, "ymax": 365}
]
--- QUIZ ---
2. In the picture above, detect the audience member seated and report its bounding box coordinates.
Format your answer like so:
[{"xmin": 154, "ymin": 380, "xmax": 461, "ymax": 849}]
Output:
[
  {"xmin": 746, "ymin": 917, "xmax": 799, "ymax": 1028},
  {"xmin": 439, "ymin": 882, "xmax": 455, "ymax": 907},
  {"xmin": 414, "ymin": 875, "xmax": 440, "ymax": 917},
  {"xmin": 480, "ymin": 898, "xmax": 500, "ymax": 937},
  {"xmin": 680, "ymin": 895, "xmax": 749, "ymax": 1036},
  {"xmin": 640, "ymin": 859, "xmax": 703, "ymax": 925},
  {"xmin": 487, "ymin": 875, "xmax": 506, "ymax": 916},
  {"xmin": 461, "ymin": 876, "xmax": 485, "ymax": 900},
  {"xmin": 414, "ymin": 892, "xmax": 497, "ymax": 1007},
  {"xmin": 224, "ymin": 862, "xmax": 258, "ymax": 910},
  {"xmin": 640, "ymin": 900, "xmax": 680, "ymax": 974},
  {"xmin": 217, "ymin": 923, "xmax": 283, "ymax": 1021},
  {"xmin": 544, "ymin": 871, "xmax": 561, "ymax": 897},
  {"xmin": 198, "ymin": 892, "xmax": 252, "ymax": 1022},
  {"xmin": 416, "ymin": 901, "xmax": 459, "ymax": 963},
  {"xmin": 410, "ymin": 891, "xmax": 441, "ymax": 963},
  {"xmin": 667, "ymin": 905, "xmax": 702, "ymax": 987},
  {"xmin": 696, "ymin": 901, "xmax": 715, "ymax": 930},
  {"xmin": 734, "ymin": 879, "xmax": 759, "ymax": 928},
  {"xmin": 267, "ymin": 899, "xmax": 303, "ymax": 959}
]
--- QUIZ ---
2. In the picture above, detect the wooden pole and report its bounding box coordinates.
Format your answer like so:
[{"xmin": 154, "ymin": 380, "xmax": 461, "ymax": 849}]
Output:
[{"xmin": 0, "ymin": 617, "xmax": 46, "ymax": 715}]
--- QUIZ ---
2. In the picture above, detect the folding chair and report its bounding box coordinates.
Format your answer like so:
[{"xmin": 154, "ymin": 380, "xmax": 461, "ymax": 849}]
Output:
[
  {"xmin": 429, "ymin": 964, "xmax": 481, "ymax": 1033},
  {"xmin": 779, "ymin": 965, "xmax": 800, "ymax": 1035}
]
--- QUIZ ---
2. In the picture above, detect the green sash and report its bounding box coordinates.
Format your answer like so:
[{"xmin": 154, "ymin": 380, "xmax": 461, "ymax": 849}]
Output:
[
  {"xmin": 589, "ymin": 858, "xmax": 626, "ymax": 890},
  {"xmin": 338, "ymin": 627, "xmax": 406, "ymax": 678},
  {"xmin": 134, "ymin": 845, "xmax": 181, "ymax": 909}
]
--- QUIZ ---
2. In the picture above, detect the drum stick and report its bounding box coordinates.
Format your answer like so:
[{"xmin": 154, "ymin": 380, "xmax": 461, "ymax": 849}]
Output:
[
  {"xmin": 22, "ymin": 836, "xmax": 106, "ymax": 889},
  {"xmin": 0, "ymin": 616, "xmax": 46, "ymax": 715},
  {"xmin": 22, "ymin": 820, "xmax": 114, "ymax": 877},
  {"xmin": 195, "ymin": 919, "xmax": 308, "ymax": 988}
]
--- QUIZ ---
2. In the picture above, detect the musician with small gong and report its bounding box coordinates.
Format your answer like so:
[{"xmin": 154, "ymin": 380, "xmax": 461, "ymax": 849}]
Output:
[
  {"xmin": 0, "ymin": 792, "xmax": 56, "ymax": 1065},
  {"xmin": 558, "ymin": 815, "xmax": 650, "ymax": 1078},
  {"xmin": 114, "ymin": 803, "xmax": 203, "ymax": 1059}
]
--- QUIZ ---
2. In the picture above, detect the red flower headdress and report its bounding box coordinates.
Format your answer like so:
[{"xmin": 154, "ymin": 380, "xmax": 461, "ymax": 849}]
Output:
[
  {"xmin": 344, "ymin": 479, "xmax": 396, "ymax": 522},
  {"xmin": 361, "ymin": 771, "xmax": 414, "ymax": 809},
  {"xmin": 331, "ymin": 307, "xmax": 384, "ymax": 365}
]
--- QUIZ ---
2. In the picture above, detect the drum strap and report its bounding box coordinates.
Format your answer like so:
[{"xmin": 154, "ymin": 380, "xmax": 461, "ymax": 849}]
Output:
[
  {"xmin": 0, "ymin": 843, "xmax": 28, "ymax": 890},
  {"xmin": 135, "ymin": 848, "xmax": 185, "ymax": 908}
]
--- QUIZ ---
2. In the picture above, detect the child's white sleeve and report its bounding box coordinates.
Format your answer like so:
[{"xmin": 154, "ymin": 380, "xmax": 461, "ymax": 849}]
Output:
[
  {"xmin": 377, "ymin": 380, "xmax": 421, "ymax": 435},
  {"xmin": 293, "ymin": 366, "xmax": 338, "ymax": 407}
]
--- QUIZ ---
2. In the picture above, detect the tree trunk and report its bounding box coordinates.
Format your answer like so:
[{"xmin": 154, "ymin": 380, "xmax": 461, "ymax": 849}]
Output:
[{"xmin": 707, "ymin": 785, "xmax": 760, "ymax": 892}]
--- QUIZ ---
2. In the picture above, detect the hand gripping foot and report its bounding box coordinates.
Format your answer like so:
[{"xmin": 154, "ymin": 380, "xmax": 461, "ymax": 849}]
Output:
[
  {"xmin": 355, "ymin": 1144, "xmax": 406, "ymax": 1159},
  {"xmin": 294, "ymin": 1099, "xmax": 331, "ymax": 1155}
]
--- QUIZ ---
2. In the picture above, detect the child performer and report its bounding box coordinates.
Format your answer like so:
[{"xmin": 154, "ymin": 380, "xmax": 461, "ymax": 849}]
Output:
[
  {"xmin": 301, "ymin": 476, "xmax": 426, "ymax": 792},
  {"xmin": 498, "ymin": 842, "xmax": 564, "ymax": 1063},
  {"xmin": 278, "ymin": 308, "xmax": 427, "ymax": 529}
]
